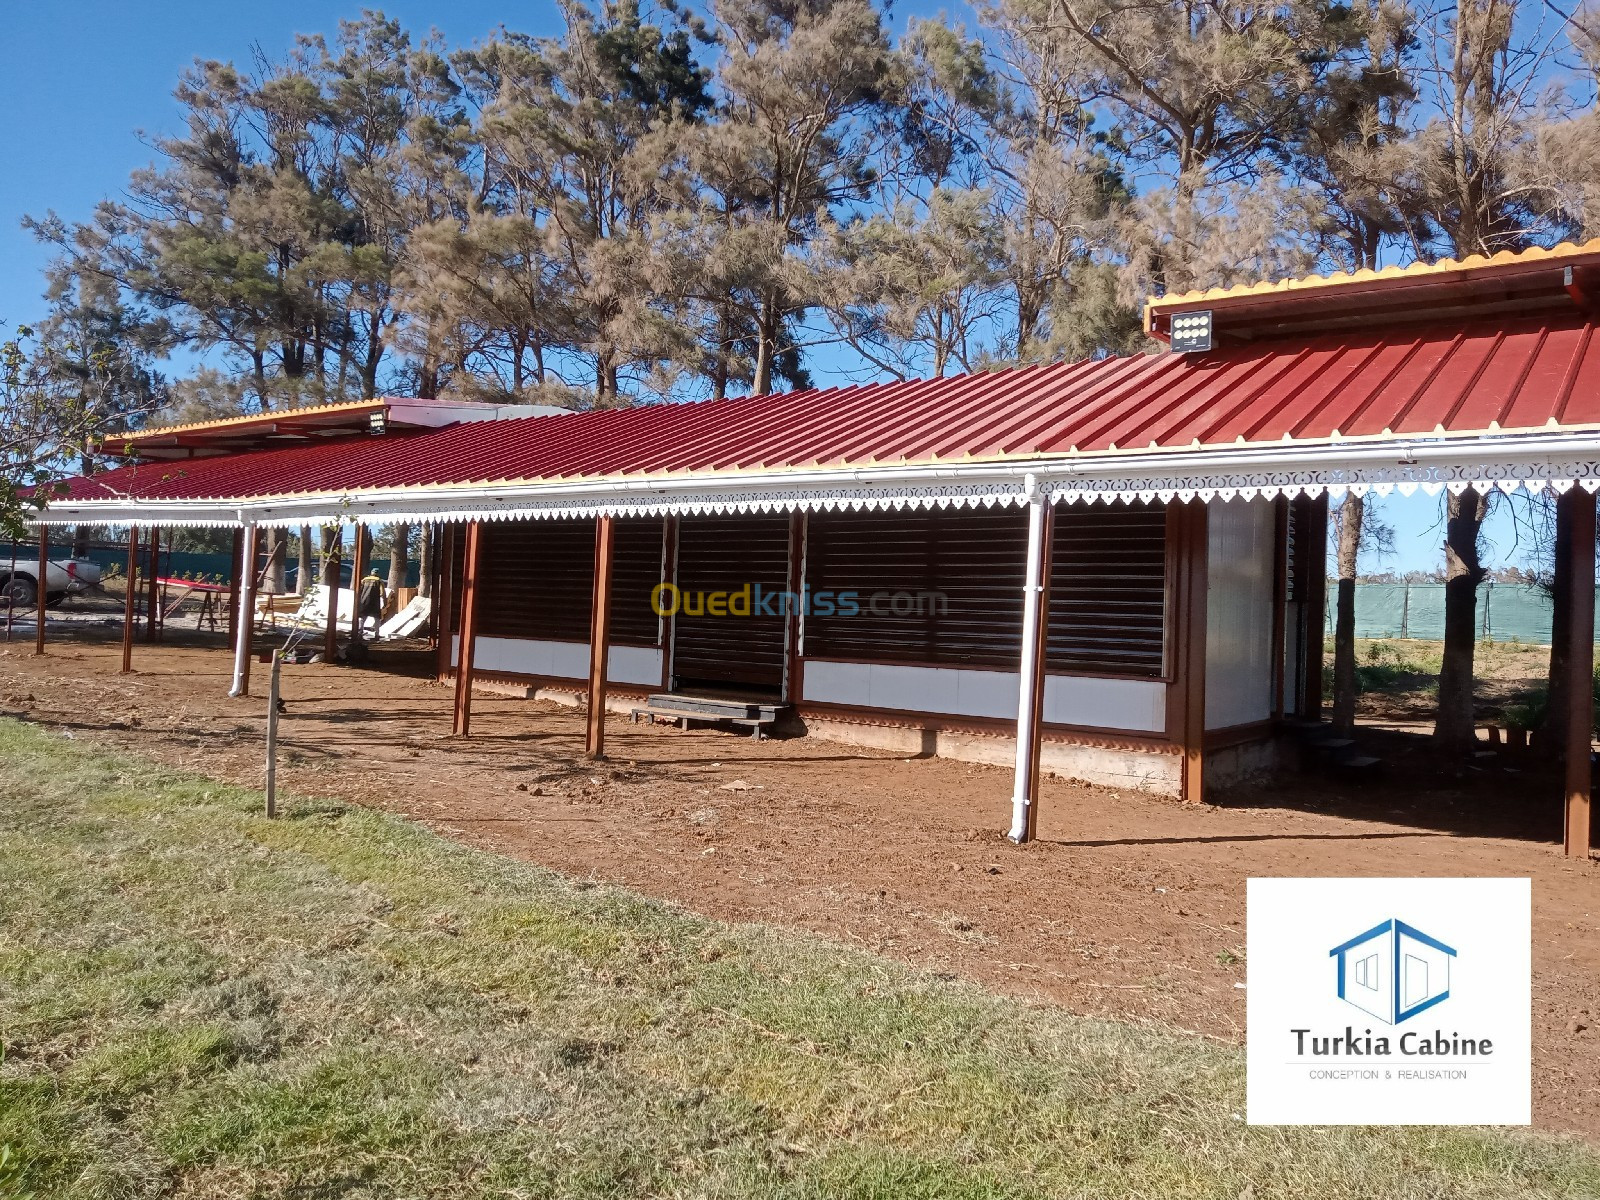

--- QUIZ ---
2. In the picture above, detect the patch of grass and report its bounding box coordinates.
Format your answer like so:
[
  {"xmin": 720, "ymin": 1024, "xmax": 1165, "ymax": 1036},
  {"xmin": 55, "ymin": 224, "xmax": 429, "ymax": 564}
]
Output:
[
  {"xmin": 1323, "ymin": 640, "xmax": 1443, "ymax": 701},
  {"xmin": 0, "ymin": 717, "xmax": 1597, "ymax": 1198}
]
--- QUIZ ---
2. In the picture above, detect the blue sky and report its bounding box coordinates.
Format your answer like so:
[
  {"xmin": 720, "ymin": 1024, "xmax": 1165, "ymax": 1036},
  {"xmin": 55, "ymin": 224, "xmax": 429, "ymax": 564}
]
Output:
[{"xmin": 0, "ymin": 2, "xmax": 1531, "ymax": 573}]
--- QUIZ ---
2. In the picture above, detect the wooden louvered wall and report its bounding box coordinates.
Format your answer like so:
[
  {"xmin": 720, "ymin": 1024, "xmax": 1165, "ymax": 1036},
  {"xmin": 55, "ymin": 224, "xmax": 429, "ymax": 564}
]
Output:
[
  {"xmin": 475, "ymin": 518, "xmax": 663, "ymax": 648},
  {"xmin": 454, "ymin": 506, "xmax": 1169, "ymax": 692},
  {"xmin": 670, "ymin": 515, "xmax": 791, "ymax": 692},
  {"xmin": 804, "ymin": 508, "xmax": 1027, "ymax": 667},
  {"xmin": 804, "ymin": 504, "xmax": 1168, "ymax": 677},
  {"xmin": 1047, "ymin": 502, "xmax": 1167, "ymax": 677}
]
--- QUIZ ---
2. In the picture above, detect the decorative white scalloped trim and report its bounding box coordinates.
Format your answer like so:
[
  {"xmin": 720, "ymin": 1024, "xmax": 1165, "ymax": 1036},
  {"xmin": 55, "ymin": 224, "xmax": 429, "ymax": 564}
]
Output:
[{"xmin": 28, "ymin": 442, "xmax": 1600, "ymax": 527}]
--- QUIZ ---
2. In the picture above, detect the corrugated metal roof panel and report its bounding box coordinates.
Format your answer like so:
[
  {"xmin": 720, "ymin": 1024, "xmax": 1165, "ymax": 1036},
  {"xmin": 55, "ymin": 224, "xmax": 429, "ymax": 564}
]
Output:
[{"xmin": 54, "ymin": 314, "xmax": 1600, "ymax": 506}]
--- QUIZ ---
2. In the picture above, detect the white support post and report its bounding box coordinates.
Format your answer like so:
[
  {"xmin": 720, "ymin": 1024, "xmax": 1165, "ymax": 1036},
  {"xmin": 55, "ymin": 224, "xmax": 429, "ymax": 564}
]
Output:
[
  {"xmin": 229, "ymin": 520, "xmax": 259, "ymax": 698},
  {"xmin": 1008, "ymin": 474, "xmax": 1048, "ymax": 844}
]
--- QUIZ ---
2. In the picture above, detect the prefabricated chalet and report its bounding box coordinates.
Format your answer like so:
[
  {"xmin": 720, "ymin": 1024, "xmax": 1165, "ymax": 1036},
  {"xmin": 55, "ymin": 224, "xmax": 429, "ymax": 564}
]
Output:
[{"xmin": 32, "ymin": 243, "xmax": 1600, "ymax": 855}]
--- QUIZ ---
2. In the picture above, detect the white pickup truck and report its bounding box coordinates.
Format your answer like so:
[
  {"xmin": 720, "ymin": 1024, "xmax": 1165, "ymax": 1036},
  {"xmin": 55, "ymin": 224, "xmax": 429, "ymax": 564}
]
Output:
[{"xmin": 0, "ymin": 556, "xmax": 104, "ymax": 608}]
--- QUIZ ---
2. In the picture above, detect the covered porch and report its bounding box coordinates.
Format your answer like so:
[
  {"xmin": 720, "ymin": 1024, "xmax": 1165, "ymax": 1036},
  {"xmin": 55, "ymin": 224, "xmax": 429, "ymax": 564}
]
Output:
[{"xmin": 25, "ymin": 241, "xmax": 1600, "ymax": 858}]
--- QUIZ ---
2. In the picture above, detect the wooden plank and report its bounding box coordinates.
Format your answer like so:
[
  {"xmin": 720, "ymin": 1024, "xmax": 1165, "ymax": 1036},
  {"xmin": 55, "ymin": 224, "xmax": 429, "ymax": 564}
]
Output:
[
  {"xmin": 586, "ymin": 515, "xmax": 617, "ymax": 758},
  {"xmin": 1564, "ymin": 487, "xmax": 1596, "ymax": 859},
  {"xmin": 784, "ymin": 512, "xmax": 805, "ymax": 702},
  {"xmin": 659, "ymin": 517, "xmax": 678, "ymax": 691},
  {"xmin": 452, "ymin": 521, "xmax": 484, "ymax": 737},
  {"xmin": 121, "ymin": 527, "xmax": 139, "ymax": 674},
  {"xmin": 435, "ymin": 523, "xmax": 457, "ymax": 680},
  {"xmin": 34, "ymin": 526, "xmax": 47, "ymax": 656}
]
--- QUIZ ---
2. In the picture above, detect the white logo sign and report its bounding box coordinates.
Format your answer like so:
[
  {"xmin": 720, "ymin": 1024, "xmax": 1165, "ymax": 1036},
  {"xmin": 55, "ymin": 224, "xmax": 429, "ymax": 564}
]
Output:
[{"xmin": 1247, "ymin": 878, "xmax": 1530, "ymax": 1125}]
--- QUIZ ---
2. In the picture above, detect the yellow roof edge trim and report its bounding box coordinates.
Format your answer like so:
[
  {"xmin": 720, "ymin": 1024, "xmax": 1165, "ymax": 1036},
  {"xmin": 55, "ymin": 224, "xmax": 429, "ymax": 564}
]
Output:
[
  {"xmin": 104, "ymin": 398, "xmax": 393, "ymax": 446},
  {"xmin": 1142, "ymin": 238, "xmax": 1600, "ymax": 329}
]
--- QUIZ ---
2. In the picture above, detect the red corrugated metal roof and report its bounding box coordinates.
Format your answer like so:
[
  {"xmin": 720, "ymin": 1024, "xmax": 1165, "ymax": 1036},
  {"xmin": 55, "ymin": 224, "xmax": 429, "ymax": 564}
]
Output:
[{"xmin": 55, "ymin": 315, "xmax": 1600, "ymax": 505}]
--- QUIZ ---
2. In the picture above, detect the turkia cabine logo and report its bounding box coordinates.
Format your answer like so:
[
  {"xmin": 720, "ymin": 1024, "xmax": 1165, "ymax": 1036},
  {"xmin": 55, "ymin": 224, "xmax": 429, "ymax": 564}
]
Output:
[
  {"xmin": 1248, "ymin": 878, "xmax": 1530, "ymax": 1125},
  {"xmin": 1329, "ymin": 918, "xmax": 1457, "ymax": 1025}
]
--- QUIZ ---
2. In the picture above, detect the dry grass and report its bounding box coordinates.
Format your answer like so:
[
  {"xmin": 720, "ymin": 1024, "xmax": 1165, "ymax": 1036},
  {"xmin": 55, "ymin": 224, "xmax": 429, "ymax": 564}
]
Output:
[{"xmin": 1, "ymin": 717, "xmax": 1597, "ymax": 1198}]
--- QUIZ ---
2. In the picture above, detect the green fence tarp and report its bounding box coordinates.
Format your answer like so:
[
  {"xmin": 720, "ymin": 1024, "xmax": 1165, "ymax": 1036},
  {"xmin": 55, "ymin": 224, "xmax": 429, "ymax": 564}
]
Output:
[
  {"xmin": 1325, "ymin": 582, "xmax": 1600, "ymax": 645},
  {"xmin": 1, "ymin": 543, "xmax": 419, "ymax": 588}
]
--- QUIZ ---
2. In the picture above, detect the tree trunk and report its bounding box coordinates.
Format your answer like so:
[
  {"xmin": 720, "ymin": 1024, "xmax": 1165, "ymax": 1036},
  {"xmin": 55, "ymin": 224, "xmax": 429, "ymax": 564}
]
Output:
[
  {"xmin": 387, "ymin": 523, "xmax": 411, "ymax": 599},
  {"xmin": 1540, "ymin": 489, "xmax": 1575, "ymax": 753},
  {"xmin": 296, "ymin": 525, "xmax": 314, "ymax": 595},
  {"xmin": 417, "ymin": 523, "xmax": 434, "ymax": 599},
  {"xmin": 321, "ymin": 526, "xmax": 342, "ymax": 585},
  {"xmin": 1331, "ymin": 494, "xmax": 1364, "ymax": 735},
  {"xmin": 752, "ymin": 296, "xmax": 778, "ymax": 396},
  {"xmin": 1434, "ymin": 488, "xmax": 1489, "ymax": 752},
  {"xmin": 264, "ymin": 529, "xmax": 288, "ymax": 595}
]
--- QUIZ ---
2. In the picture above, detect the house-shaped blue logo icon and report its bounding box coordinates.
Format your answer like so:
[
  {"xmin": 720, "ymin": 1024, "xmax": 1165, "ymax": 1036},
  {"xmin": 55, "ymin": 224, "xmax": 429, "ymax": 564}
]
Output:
[{"xmin": 1329, "ymin": 919, "xmax": 1457, "ymax": 1025}]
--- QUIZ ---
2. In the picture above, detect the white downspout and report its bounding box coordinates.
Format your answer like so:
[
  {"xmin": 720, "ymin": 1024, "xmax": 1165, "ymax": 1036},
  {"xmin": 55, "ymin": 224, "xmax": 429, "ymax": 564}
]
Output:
[
  {"xmin": 1008, "ymin": 473, "xmax": 1047, "ymax": 844},
  {"xmin": 229, "ymin": 516, "xmax": 257, "ymax": 698}
]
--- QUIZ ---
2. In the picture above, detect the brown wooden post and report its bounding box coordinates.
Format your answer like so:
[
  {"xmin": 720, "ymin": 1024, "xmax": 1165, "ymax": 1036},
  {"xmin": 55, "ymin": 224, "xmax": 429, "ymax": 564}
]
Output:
[
  {"xmin": 435, "ymin": 523, "xmax": 457, "ymax": 679},
  {"xmin": 34, "ymin": 525, "xmax": 48, "ymax": 656},
  {"xmin": 1298, "ymin": 493, "xmax": 1330, "ymax": 720},
  {"xmin": 659, "ymin": 517, "xmax": 678, "ymax": 690},
  {"xmin": 1564, "ymin": 486, "xmax": 1596, "ymax": 859},
  {"xmin": 452, "ymin": 521, "xmax": 484, "ymax": 736},
  {"xmin": 1169, "ymin": 499, "xmax": 1210, "ymax": 804},
  {"xmin": 783, "ymin": 512, "xmax": 805, "ymax": 702},
  {"xmin": 121, "ymin": 527, "xmax": 140, "ymax": 674},
  {"xmin": 322, "ymin": 527, "xmax": 342, "ymax": 661},
  {"xmin": 350, "ymin": 524, "xmax": 370, "ymax": 642},
  {"xmin": 586, "ymin": 515, "xmax": 617, "ymax": 758}
]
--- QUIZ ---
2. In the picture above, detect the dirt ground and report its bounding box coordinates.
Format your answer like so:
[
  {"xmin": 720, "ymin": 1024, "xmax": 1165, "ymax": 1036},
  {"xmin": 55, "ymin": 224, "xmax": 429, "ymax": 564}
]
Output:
[{"xmin": 2, "ymin": 617, "xmax": 1598, "ymax": 1141}]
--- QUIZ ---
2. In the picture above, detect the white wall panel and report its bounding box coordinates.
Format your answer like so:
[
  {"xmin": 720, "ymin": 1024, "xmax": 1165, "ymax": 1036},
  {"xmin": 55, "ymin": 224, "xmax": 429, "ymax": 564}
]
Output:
[
  {"xmin": 607, "ymin": 644, "xmax": 665, "ymax": 687},
  {"xmin": 801, "ymin": 659, "xmax": 872, "ymax": 707},
  {"xmin": 1042, "ymin": 674, "xmax": 1166, "ymax": 732},
  {"xmin": 449, "ymin": 635, "xmax": 662, "ymax": 687},
  {"xmin": 802, "ymin": 658, "xmax": 1165, "ymax": 731},
  {"xmin": 1205, "ymin": 499, "xmax": 1276, "ymax": 729}
]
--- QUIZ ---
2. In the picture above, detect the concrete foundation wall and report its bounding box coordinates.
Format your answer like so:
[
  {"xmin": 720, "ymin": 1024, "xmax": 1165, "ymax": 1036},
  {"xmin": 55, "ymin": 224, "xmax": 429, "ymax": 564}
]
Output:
[
  {"xmin": 469, "ymin": 677, "xmax": 641, "ymax": 716},
  {"xmin": 1206, "ymin": 734, "xmax": 1286, "ymax": 787},
  {"xmin": 799, "ymin": 715, "xmax": 1182, "ymax": 796},
  {"xmin": 465, "ymin": 675, "xmax": 1265, "ymax": 800}
]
